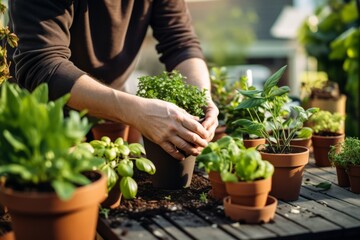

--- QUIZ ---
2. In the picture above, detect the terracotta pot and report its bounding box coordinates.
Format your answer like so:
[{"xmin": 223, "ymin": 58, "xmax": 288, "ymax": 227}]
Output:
[
  {"xmin": 290, "ymin": 138, "xmax": 312, "ymax": 149},
  {"xmin": 0, "ymin": 232, "xmax": 14, "ymax": 240},
  {"xmin": 347, "ymin": 165, "xmax": 360, "ymax": 193},
  {"xmin": 334, "ymin": 164, "xmax": 350, "ymax": 187},
  {"xmin": 223, "ymin": 195, "xmax": 277, "ymax": 224},
  {"xmin": 243, "ymin": 138, "xmax": 266, "ymax": 149},
  {"xmin": 101, "ymin": 179, "xmax": 122, "ymax": 209},
  {"xmin": 312, "ymin": 134, "xmax": 345, "ymax": 167},
  {"xmin": 143, "ymin": 137, "xmax": 195, "ymax": 189},
  {"xmin": 0, "ymin": 171, "xmax": 107, "ymax": 240},
  {"xmin": 260, "ymin": 146, "xmax": 309, "ymax": 201},
  {"xmin": 211, "ymin": 126, "xmax": 227, "ymax": 142},
  {"xmin": 225, "ymin": 177, "xmax": 271, "ymax": 207},
  {"xmin": 208, "ymin": 171, "xmax": 227, "ymax": 201},
  {"xmin": 91, "ymin": 121, "xmax": 130, "ymax": 142}
]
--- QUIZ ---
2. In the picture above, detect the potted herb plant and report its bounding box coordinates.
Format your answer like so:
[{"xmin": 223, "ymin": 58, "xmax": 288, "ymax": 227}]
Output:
[
  {"xmin": 0, "ymin": 82, "xmax": 107, "ymax": 240},
  {"xmin": 345, "ymin": 137, "xmax": 360, "ymax": 193},
  {"xmin": 196, "ymin": 135, "xmax": 245, "ymax": 201},
  {"xmin": 88, "ymin": 136, "xmax": 155, "ymax": 208},
  {"xmin": 221, "ymin": 148, "xmax": 276, "ymax": 223},
  {"xmin": 233, "ymin": 65, "xmax": 319, "ymax": 201},
  {"xmin": 328, "ymin": 137, "xmax": 358, "ymax": 188},
  {"xmin": 308, "ymin": 110, "xmax": 345, "ymax": 167},
  {"xmin": 136, "ymin": 70, "xmax": 208, "ymax": 189}
]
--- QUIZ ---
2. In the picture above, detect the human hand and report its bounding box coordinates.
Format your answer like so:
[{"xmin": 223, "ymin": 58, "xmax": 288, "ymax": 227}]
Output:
[
  {"xmin": 201, "ymin": 100, "xmax": 219, "ymax": 142},
  {"xmin": 134, "ymin": 98, "xmax": 209, "ymax": 160}
]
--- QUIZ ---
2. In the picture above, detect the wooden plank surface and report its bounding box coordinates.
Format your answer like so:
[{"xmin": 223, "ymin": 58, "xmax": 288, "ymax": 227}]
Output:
[{"xmin": 97, "ymin": 159, "xmax": 360, "ymax": 240}]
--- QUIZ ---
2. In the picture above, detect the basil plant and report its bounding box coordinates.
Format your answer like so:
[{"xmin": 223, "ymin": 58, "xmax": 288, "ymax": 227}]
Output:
[
  {"xmin": 89, "ymin": 136, "xmax": 156, "ymax": 200},
  {"xmin": 0, "ymin": 82, "xmax": 104, "ymax": 200},
  {"xmin": 232, "ymin": 65, "xmax": 319, "ymax": 154}
]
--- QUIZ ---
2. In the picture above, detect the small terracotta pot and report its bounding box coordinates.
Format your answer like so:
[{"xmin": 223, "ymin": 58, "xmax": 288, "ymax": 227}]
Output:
[
  {"xmin": 243, "ymin": 138, "xmax": 266, "ymax": 149},
  {"xmin": 208, "ymin": 171, "xmax": 227, "ymax": 201},
  {"xmin": 0, "ymin": 171, "xmax": 107, "ymax": 240},
  {"xmin": 347, "ymin": 165, "xmax": 360, "ymax": 193},
  {"xmin": 312, "ymin": 134, "xmax": 345, "ymax": 167},
  {"xmin": 334, "ymin": 164, "xmax": 350, "ymax": 187},
  {"xmin": 290, "ymin": 138, "xmax": 312, "ymax": 149},
  {"xmin": 101, "ymin": 179, "xmax": 122, "ymax": 209},
  {"xmin": 260, "ymin": 146, "xmax": 309, "ymax": 201},
  {"xmin": 91, "ymin": 121, "xmax": 130, "ymax": 142},
  {"xmin": 143, "ymin": 137, "xmax": 195, "ymax": 189},
  {"xmin": 211, "ymin": 126, "xmax": 227, "ymax": 142},
  {"xmin": 225, "ymin": 177, "xmax": 271, "ymax": 207},
  {"xmin": 223, "ymin": 195, "xmax": 277, "ymax": 224}
]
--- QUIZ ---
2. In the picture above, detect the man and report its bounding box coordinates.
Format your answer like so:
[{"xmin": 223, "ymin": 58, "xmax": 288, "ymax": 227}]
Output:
[{"xmin": 9, "ymin": 0, "xmax": 218, "ymax": 161}]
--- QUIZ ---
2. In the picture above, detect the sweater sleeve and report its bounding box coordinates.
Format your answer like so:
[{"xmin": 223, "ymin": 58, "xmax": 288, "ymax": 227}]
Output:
[
  {"xmin": 150, "ymin": 0, "xmax": 205, "ymax": 71},
  {"xmin": 10, "ymin": 0, "xmax": 85, "ymax": 100}
]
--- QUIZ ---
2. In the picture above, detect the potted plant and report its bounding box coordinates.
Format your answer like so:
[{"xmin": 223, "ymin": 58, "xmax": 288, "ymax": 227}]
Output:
[
  {"xmin": 88, "ymin": 136, "xmax": 155, "ymax": 208},
  {"xmin": 307, "ymin": 110, "xmax": 345, "ymax": 167},
  {"xmin": 225, "ymin": 74, "xmax": 266, "ymax": 148},
  {"xmin": 136, "ymin": 70, "xmax": 208, "ymax": 189},
  {"xmin": 196, "ymin": 135, "xmax": 245, "ymax": 201},
  {"xmin": 329, "ymin": 137, "xmax": 360, "ymax": 192},
  {"xmin": 220, "ymin": 148, "xmax": 276, "ymax": 223},
  {"xmin": 0, "ymin": 82, "xmax": 107, "ymax": 240},
  {"xmin": 209, "ymin": 67, "xmax": 241, "ymax": 141},
  {"xmin": 233, "ymin": 65, "xmax": 319, "ymax": 201}
]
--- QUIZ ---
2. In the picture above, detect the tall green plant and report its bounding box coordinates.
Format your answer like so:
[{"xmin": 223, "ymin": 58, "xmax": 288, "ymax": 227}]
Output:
[
  {"xmin": 0, "ymin": 82, "xmax": 104, "ymax": 200},
  {"xmin": 233, "ymin": 66, "xmax": 318, "ymax": 153}
]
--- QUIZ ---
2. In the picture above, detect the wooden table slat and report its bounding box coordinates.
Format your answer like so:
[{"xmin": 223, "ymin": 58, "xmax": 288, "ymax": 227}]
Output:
[{"xmin": 150, "ymin": 215, "xmax": 192, "ymax": 240}]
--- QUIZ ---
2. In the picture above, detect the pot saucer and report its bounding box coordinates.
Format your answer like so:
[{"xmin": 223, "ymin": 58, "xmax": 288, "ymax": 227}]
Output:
[{"xmin": 223, "ymin": 195, "xmax": 277, "ymax": 224}]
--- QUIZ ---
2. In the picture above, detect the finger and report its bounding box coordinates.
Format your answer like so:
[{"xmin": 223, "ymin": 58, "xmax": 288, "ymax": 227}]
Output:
[
  {"xmin": 171, "ymin": 136, "xmax": 202, "ymax": 156},
  {"xmin": 181, "ymin": 118, "xmax": 209, "ymax": 141},
  {"xmin": 161, "ymin": 141, "xmax": 185, "ymax": 161}
]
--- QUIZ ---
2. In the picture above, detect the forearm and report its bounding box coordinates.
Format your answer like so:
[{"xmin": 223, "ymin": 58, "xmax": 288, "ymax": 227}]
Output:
[{"xmin": 67, "ymin": 74, "xmax": 140, "ymax": 125}]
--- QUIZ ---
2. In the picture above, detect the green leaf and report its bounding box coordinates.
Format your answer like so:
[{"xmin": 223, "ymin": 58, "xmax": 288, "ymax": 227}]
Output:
[
  {"xmin": 220, "ymin": 172, "xmax": 238, "ymax": 182},
  {"xmin": 269, "ymin": 86, "xmax": 290, "ymax": 97},
  {"xmin": 30, "ymin": 83, "xmax": 49, "ymax": 103},
  {"xmin": 0, "ymin": 164, "xmax": 33, "ymax": 181},
  {"xmin": 3, "ymin": 130, "xmax": 28, "ymax": 153},
  {"xmin": 237, "ymin": 89, "xmax": 262, "ymax": 98},
  {"xmin": 128, "ymin": 143, "xmax": 146, "ymax": 156},
  {"xmin": 135, "ymin": 158, "xmax": 156, "ymax": 175},
  {"xmin": 236, "ymin": 98, "xmax": 265, "ymax": 109},
  {"xmin": 117, "ymin": 161, "xmax": 134, "ymax": 177},
  {"xmin": 100, "ymin": 164, "xmax": 118, "ymax": 191},
  {"xmin": 263, "ymin": 65, "xmax": 287, "ymax": 94},
  {"xmin": 52, "ymin": 179, "xmax": 76, "ymax": 201},
  {"xmin": 315, "ymin": 181, "xmax": 332, "ymax": 191},
  {"xmin": 120, "ymin": 176, "xmax": 138, "ymax": 199}
]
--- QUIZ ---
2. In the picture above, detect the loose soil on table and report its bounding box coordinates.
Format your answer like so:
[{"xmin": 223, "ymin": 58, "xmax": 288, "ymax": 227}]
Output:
[{"xmin": 106, "ymin": 168, "xmax": 221, "ymax": 219}]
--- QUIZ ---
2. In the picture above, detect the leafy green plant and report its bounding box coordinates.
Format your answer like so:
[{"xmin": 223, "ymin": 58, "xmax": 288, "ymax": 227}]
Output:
[
  {"xmin": 307, "ymin": 110, "xmax": 345, "ymax": 135},
  {"xmin": 196, "ymin": 135, "xmax": 244, "ymax": 174},
  {"xmin": 329, "ymin": 137, "xmax": 360, "ymax": 167},
  {"xmin": 225, "ymin": 74, "xmax": 265, "ymax": 139},
  {"xmin": 295, "ymin": 127, "xmax": 314, "ymax": 139},
  {"xmin": 232, "ymin": 65, "xmax": 319, "ymax": 153},
  {"xmin": 209, "ymin": 66, "xmax": 241, "ymax": 126},
  {"xmin": 221, "ymin": 148, "xmax": 274, "ymax": 183},
  {"xmin": 0, "ymin": 82, "xmax": 103, "ymax": 200},
  {"xmin": 89, "ymin": 136, "xmax": 155, "ymax": 200},
  {"xmin": 0, "ymin": 1, "xmax": 18, "ymax": 84},
  {"xmin": 136, "ymin": 70, "xmax": 208, "ymax": 118}
]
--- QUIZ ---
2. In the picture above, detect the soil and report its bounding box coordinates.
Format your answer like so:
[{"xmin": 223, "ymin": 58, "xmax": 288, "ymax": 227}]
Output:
[
  {"xmin": 0, "ymin": 213, "xmax": 11, "ymax": 237},
  {"xmin": 106, "ymin": 168, "xmax": 220, "ymax": 219}
]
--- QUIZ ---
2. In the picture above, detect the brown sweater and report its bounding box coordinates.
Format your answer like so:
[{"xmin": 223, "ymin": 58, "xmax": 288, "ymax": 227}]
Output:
[{"xmin": 9, "ymin": 0, "xmax": 204, "ymax": 100}]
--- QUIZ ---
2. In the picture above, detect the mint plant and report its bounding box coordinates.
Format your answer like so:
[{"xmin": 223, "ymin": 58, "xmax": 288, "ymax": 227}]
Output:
[
  {"xmin": 233, "ymin": 65, "xmax": 319, "ymax": 153},
  {"xmin": 136, "ymin": 70, "xmax": 208, "ymax": 118},
  {"xmin": 329, "ymin": 137, "xmax": 360, "ymax": 167},
  {"xmin": 89, "ymin": 136, "xmax": 155, "ymax": 200},
  {"xmin": 0, "ymin": 82, "xmax": 103, "ymax": 200}
]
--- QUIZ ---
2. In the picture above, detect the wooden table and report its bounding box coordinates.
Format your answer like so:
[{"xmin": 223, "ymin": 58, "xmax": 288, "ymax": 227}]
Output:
[{"xmin": 97, "ymin": 158, "xmax": 360, "ymax": 240}]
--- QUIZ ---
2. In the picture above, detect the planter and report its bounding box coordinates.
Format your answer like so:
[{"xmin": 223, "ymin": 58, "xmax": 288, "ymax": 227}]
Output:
[
  {"xmin": 347, "ymin": 165, "xmax": 360, "ymax": 194},
  {"xmin": 312, "ymin": 134, "xmax": 345, "ymax": 167},
  {"xmin": 211, "ymin": 126, "xmax": 227, "ymax": 142},
  {"xmin": 260, "ymin": 146, "xmax": 309, "ymax": 201},
  {"xmin": 91, "ymin": 121, "xmax": 129, "ymax": 142},
  {"xmin": 225, "ymin": 177, "xmax": 271, "ymax": 207},
  {"xmin": 0, "ymin": 171, "xmax": 107, "ymax": 240},
  {"xmin": 243, "ymin": 138, "xmax": 266, "ymax": 149},
  {"xmin": 101, "ymin": 179, "xmax": 122, "ymax": 209},
  {"xmin": 208, "ymin": 171, "xmax": 227, "ymax": 201},
  {"xmin": 223, "ymin": 195, "xmax": 277, "ymax": 224},
  {"xmin": 334, "ymin": 164, "xmax": 350, "ymax": 187},
  {"xmin": 143, "ymin": 137, "xmax": 195, "ymax": 189}
]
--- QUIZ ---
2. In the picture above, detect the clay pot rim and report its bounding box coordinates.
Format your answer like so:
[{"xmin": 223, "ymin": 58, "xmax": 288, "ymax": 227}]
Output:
[
  {"xmin": 259, "ymin": 145, "xmax": 309, "ymax": 156},
  {"xmin": 312, "ymin": 133, "xmax": 345, "ymax": 140}
]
